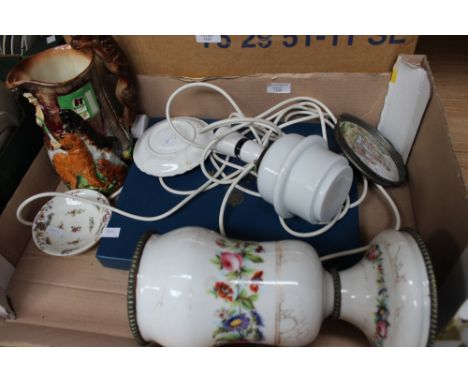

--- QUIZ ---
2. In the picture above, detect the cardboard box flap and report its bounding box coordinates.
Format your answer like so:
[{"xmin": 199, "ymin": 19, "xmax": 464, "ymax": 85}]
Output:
[
  {"xmin": 0, "ymin": 321, "xmax": 136, "ymax": 346},
  {"xmin": 407, "ymin": 90, "xmax": 468, "ymax": 283},
  {"xmin": 137, "ymin": 72, "xmax": 391, "ymax": 126},
  {"xmin": 0, "ymin": 256, "xmax": 15, "ymax": 319},
  {"xmin": 114, "ymin": 35, "xmax": 418, "ymax": 77},
  {"xmin": 0, "ymin": 149, "xmax": 59, "ymax": 266},
  {"xmin": 0, "ymin": 255, "xmax": 14, "ymax": 290},
  {"xmin": 7, "ymin": 239, "xmax": 131, "ymax": 338}
]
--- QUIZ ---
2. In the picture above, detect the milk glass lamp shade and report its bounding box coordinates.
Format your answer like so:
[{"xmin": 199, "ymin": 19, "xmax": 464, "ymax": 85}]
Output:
[
  {"xmin": 256, "ymin": 133, "xmax": 353, "ymax": 224},
  {"xmin": 127, "ymin": 227, "xmax": 437, "ymax": 347}
]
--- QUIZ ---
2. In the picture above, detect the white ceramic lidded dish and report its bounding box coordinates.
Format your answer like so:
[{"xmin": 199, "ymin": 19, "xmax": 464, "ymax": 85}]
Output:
[
  {"xmin": 133, "ymin": 117, "xmax": 214, "ymax": 177},
  {"xmin": 32, "ymin": 189, "xmax": 111, "ymax": 256}
]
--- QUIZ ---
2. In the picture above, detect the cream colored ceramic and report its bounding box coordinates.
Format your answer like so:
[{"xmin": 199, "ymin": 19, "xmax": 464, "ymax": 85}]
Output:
[
  {"xmin": 32, "ymin": 189, "xmax": 111, "ymax": 256},
  {"xmin": 128, "ymin": 227, "xmax": 436, "ymax": 347},
  {"xmin": 133, "ymin": 117, "xmax": 214, "ymax": 177}
]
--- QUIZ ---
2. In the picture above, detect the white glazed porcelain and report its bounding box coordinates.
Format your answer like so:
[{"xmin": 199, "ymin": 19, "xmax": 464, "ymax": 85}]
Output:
[
  {"xmin": 32, "ymin": 189, "xmax": 111, "ymax": 256},
  {"xmin": 128, "ymin": 227, "xmax": 437, "ymax": 347},
  {"xmin": 133, "ymin": 117, "xmax": 214, "ymax": 177},
  {"xmin": 257, "ymin": 134, "xmax": 353, "ymax": 223}
]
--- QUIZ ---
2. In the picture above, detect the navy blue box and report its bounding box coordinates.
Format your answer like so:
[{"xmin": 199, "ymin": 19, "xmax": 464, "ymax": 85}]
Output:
[{"xmin": 96, "ymin": 121, "xmax": 362, "ymax": 270}]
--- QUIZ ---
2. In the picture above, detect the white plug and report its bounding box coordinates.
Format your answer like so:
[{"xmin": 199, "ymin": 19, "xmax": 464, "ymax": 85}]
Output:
[
  {"xmin": 214, "ymin": 126, "xmax": 264, "ymax": 163},
  {"xmin": 131, "ymin": 114, "xmax": 149, "ymax": 139}
]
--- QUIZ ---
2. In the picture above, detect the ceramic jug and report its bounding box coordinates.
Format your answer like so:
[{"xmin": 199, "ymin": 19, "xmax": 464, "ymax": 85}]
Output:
[
  {"xmin": 128, "ymin": 226, "xmax": 437, "ymax": 347},
  {"xmin": 6, "ymin": 36, "xmax": 136, "ymax": 195}
]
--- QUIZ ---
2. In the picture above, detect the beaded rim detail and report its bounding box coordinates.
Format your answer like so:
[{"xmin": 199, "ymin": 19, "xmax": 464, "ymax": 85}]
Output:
[
  {"xmin": 330, "ymin": 268, "xmax": 341, "ymax": 320},
  {"xmin": 127, "ymin": 230, "xmax": 156, "ymax": 346},
  {"xmin": 400, "ymin": 228, "xmax": 438, "ymax": 347}
]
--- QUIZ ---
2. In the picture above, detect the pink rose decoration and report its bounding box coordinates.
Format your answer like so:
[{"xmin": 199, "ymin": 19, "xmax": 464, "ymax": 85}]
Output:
[
  {"xmin": 376, "ymin": 320, "xmax": 388, "ymax": 339},
  {"xmin": 367, "ymin": 246, "xmax": 379, "ymax": 261},
  {"xmin": 220, "ymin": 252, "xmax": 243, "ymax": 271}
]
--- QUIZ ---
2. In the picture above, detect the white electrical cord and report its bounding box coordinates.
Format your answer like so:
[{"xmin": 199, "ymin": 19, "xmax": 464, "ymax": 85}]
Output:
[
  {"xmin": 16, "ymin": 82, "xmax": 402, "ymax": 262},
  {"xmin": 320, "ymin": 184, "xmax": 401, "ymax": 262},
  {"xmin": 162, "ymin": 83, "xmax": 343, "ymax": 230},
  {"xmin": 164, "ymin": 84, "xmax": 401, "ymax": 258},
  {"xmin": 17, "ymin": 181, "xmax": 212, "ymax": 226}
]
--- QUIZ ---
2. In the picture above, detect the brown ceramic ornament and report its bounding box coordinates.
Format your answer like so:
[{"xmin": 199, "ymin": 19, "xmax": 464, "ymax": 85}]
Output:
[{"xmin": 6, "ymin": 36, "xmax": 137, "ymax": 195}]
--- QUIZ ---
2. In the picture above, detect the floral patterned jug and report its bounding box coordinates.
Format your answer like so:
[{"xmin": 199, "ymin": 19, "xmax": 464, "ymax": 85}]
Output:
[
  {"xmin": 128, "ymin": 226, "xmax": 437, "ymax": 346},
  {"xmin": 6, "ymin": 36, "xmax": 136, "ymax": 195}
]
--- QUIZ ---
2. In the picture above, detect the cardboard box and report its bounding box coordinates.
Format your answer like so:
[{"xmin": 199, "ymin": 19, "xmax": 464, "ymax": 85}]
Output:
[
  {"xmin": 113, "ymin": 35, "xmax": 418, "ymax": 77},
  {"xmin": 0, "ymin": 52, "xmax": 467, "ymax": 346}
]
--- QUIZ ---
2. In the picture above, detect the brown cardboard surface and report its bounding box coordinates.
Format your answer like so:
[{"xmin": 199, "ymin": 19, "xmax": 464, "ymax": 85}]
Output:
[
  {"xmin": 0, "ymin": 149, "xmax": 59, "ymax": 266},
  {"xmin": 1, "ymin": 56, "xmax": 467, "ymax": 346},
  {"xmin": 407, "ymin": 89, "xmax": 468, "ymax": 284},
  {"xmin": 8, "ymin": 241, "xmax": 131, "ymax": 338},
  {"xmin": 114, "ymin": 36, "xmax": 417, "ymax": 77},
  {"xmin": 0, "ymin": 321, "xmax": 136, "ymax": 346},
  {"xmin": 137, "ymin": 73, "xmax": 390, "ymax": 125}
]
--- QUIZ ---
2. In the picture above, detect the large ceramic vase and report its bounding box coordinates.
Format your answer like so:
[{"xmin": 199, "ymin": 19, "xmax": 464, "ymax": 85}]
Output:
[
  {"xmin": 128, "ymin": 226, "xmax": 437, "ymax": 347},
  {"xmin": 5, "ymin": 36, "xmax": 136, "ymax": 195}
]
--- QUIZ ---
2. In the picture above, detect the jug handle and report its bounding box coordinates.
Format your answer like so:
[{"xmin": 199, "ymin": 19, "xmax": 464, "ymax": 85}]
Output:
[{"xmin": 70, "ymin": 35, "xmax": 137, "ymax": 130}]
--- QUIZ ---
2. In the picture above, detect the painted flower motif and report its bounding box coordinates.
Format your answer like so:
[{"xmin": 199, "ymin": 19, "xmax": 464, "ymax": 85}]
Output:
[
  {"xmin": 35, "ymin": 222, "xmax": 46, "ymax": 232},
  {"xmin": 376, "ymin": 320, "xmax": 388, "ymax": 339},
  {"xmin": 88, "ymin": 216, "xmax": 95, "ymax": 232},
  {"xmin": 377, "ymin": 306, "xmax": 389, "ymax": 321},
  {"xmin": 220, "ymin": 251, "xmax": 243, "ymax": 272},
  {"xmin": 217, "ymin": 308, "xmax": 231, "ymax": 320},
  {"xmin": 368, "ymin": 243, "xmax": 391, "ymax": 346},
  {"xmin": 249, "ymin": 270, "xmax": 263, "ymax": 293},
  {"xmin": 254, "ymin": 329, "xmax": 264, "ymax": 342},
  {"xmin": 66, "ymin": 208, "xmax": 85, "ymax": 217},
  {"xmin": 251, "ymin": 310, "xmax": 264, "ymax": 326},
  {"xmin": 223, "ymin": 314, "xmax": 250, "ymax": 331},
  {"xmin": 214, "ymin": 282, "xmax": 234, "ymax": 302},
  {"xmin": 67, "ymin": 239, "xmax": 82, "ymax": 245},
  {"xmin": 367, "ymin": 245, "xmax": 379, "ymax": 261},
  {"xmin": 210, "ymin": 237, "xmax": 265, "ymax": 343}
]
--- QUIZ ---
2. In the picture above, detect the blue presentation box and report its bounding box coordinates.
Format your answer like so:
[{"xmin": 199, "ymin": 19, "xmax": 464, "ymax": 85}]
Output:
[{"xmin": 96, "ymin": 121, "xmax": 361, "ymax": 270}]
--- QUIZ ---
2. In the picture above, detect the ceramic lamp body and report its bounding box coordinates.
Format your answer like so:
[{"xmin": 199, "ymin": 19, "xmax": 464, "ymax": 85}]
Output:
[
  {"xmin": 134, "ymin": 227, "xmax": 332, "ymax": 346},
  {"xmin": 341, "ymin": 230, "xmax": 433, "ymax": 346},
  {"xmin": 130, "ymin": 227, "xmax": 436, "ymax": 347}
]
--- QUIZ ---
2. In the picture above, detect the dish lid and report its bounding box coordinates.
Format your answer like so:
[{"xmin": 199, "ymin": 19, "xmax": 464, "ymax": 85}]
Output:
[
  {"xmin": 133, "ymin": 117, "xmax": 214, "ymax": 177},
  {"xmin": 334, "ymin": 114, "xmax": 406, "ymax": 186}
]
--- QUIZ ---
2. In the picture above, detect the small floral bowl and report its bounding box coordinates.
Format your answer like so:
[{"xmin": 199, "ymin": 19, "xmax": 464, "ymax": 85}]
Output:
[{"xmin": 32, "ymin": 189, "xmax": 111, "ymax": 256}]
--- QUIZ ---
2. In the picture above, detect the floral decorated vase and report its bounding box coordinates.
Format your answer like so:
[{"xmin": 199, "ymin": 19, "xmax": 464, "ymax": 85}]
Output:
[{"xmin": 128, "ymin": 227, "xmax": 437, "ymax": 346}]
